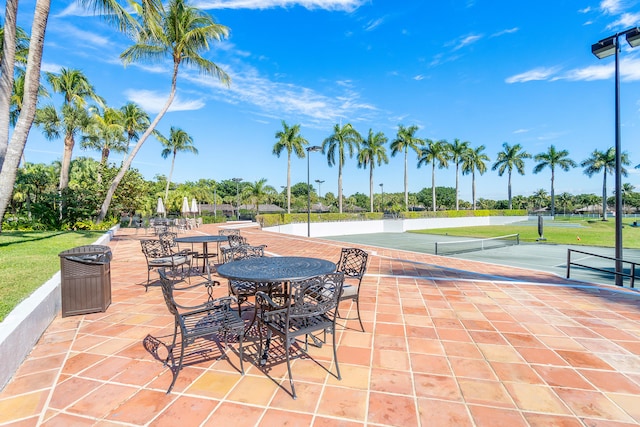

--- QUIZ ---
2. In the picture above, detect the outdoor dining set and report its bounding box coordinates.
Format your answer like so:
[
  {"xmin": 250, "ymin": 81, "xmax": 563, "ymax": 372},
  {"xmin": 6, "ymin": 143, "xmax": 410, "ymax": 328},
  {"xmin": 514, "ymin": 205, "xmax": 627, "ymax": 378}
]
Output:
[{"xmin": 138, "ymin": 228, "xmax": 369, "ymax": 399}]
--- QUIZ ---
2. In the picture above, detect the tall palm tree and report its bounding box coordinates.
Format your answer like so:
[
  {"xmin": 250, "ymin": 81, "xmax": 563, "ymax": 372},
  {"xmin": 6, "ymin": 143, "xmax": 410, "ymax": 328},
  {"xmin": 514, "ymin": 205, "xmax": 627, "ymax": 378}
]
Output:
[
  {"xmin": 40, "ymin": 68, "xmax": 103, "ymax": 191},
  {"xmin": 322, "ymin": 123, "xmax": 362, "ymax": 213},
  {"xmin": 533, "ymin": 145, "xmax": 576, "ymax": 216},
  {"xmin": 417, "ymin": 139, "xmax": 450, "ymax": 212},
  {"xmin": 157, "ymin": 126, "xmax": 198, "ymax": 202},
  {"xmin": 491, "ymin": 142, "xmax": 531, "ymax": 210},
  {"xmin": 390, "ymin": 124, "xmax": 423, "ymax": 211},
  {"xmin": 273, "ymin": 120, "xmax": 308, "ymax": 214},
  {"xmin": 532, "ymin": 188, "xmax": 549, "ymax": 209},
  {"xmin": 557, "ymin": 192, "xmax": 573, "ymax": 215},
  {"xmin": 449, "ymin": 138, "xmax": 470, "ymax": 210},
  {"xmin": 581, "ymin": 147, "xmax": 630, "ymax": 220},
  {"xmin": 357, "ymin": 128, "xmax": 389, "ymax": 212},
  {"xmin": 622, "ymin": 183, "xmax": 635, "ymax": 214},
  {"xmin": 96, "ymin": 0, "xmax": 230, "ymax": 222},
  {"xmin": 120, "ymin": 101, "xmax": 150, "ymax": 153},
  {"xmin": 461, "ymin": 144, "xmax": 489, "ymax": 210},
  {"xmin": 0, "ymin": 0, "xmax": 135, "ymax": 232}
]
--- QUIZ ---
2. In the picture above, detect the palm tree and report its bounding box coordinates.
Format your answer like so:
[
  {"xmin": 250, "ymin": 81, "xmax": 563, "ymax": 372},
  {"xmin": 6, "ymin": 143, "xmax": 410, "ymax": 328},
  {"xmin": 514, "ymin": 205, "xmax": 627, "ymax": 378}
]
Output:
[
  {"xmin": 120, "ymin": 102, "xmax": 150, "ymax": 153},
  {"xmin": 390, "ymin": 124, "xmax": 423, "ymax": 210},
  {"xmin": 417, "ymin": 139, "xmax": 450, "ymax": 212},
  {"xmin": 533, "ymin": 145, "xmax": 576, "ymax": 216},
  {"xmin": 273, "ymin": 120, "xmax": 308, "ymax": 214},
  {"xmin": 622, "ymin": 183, "xmax": 635, "ymax": 215},
  {"xmin": 449, "ymin": 138, "xmax": 470, "ymax": 210},
  {"xmin": 532, "ymin": 188, "xmax": 549, "ymax": 210},
  {"xmin": 39, "ymin": 68, "xmax": 104, "ymax": 191},
  {"xmin": 357, "ymin": 128, "xmax": 389, "ymax": 212},
  {"xmin": 491, "ymin": 142, "xmax": 531, "ymax": 210},
  {"xmin": 581, "ymin": 147, "xmax": 630, "ymax": 220},
  {"xmin": 322, "ymin": 123, "xmax": 362, "ymax": 213},
  {"xmin": 34, "ymin": 102, "xmax": 93, "ymax": 190},
  {"xmin": 245, "ymin": 178, "xmax": 275, "ymax": 216},
  {"xmin": 461, "ymin": 144, "xmax": 489, "ymax": 210},
  {"xmin": 557, "ymin": 192, "xmax": 573, "ymax": 215},
  {"xmin": 96, "ymin": 0, "xmax": 230, "ymax": 222},
  {"xmin": 81, "ymin": 106, "xmax": 127, "ymax": 166},
  {"xmin": 157, "ymin": 126, "xmax": 198, "ymax": 202}
]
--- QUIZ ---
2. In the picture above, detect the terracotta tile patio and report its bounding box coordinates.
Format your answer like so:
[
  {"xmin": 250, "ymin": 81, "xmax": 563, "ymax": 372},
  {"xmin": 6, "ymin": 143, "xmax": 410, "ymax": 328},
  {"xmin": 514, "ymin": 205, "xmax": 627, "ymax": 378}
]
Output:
[{"xmin": 2, "ymin": 224, "xmax": 640, "ymax": 426}]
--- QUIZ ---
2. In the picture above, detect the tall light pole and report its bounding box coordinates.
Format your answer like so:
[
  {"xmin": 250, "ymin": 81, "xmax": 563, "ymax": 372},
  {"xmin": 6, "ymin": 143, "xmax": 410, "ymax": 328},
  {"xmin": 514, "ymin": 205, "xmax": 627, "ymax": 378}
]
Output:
[
  {"xmin": 232, "ymin": 178, "xmax": 242, "ymax": 221},
  {"xmin": 380, "ymin": 183, "xmax": 384, "ymax": 213},
  {"xmin": 307, "ymin": 146, "xmax": 322, "ymax": 237},
  {"xmin": 315, "ymin": 179, "xmax": 325, "ymax": 198},
  {"xmin": 592, "ymin": 27, "xmax": 640, "ymax": 286}
]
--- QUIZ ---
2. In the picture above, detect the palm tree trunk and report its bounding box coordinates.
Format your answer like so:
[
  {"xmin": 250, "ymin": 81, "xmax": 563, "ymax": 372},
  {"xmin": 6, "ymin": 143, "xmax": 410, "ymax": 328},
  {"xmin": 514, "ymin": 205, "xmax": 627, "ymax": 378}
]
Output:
[
  {"xmin": 602, "ymin": 173, "xmax": 607, "ymax": 220},
  {"xmin": 96, "ymin": 62, "xmax": 177, "ymax": 223},
  {"xmin": 164, "ymin": 153, "xmax": 176, "ymax": 202},
  {"xmin": 59, "ymin": 133, "xmax": 74, "ymax": 190},
  {"xmin": 550, "ymin": 169, "xmax": 555, "ymax": 216},
  {"xmin": 507, "ymin": 171, "xmax": 512, "ymax": 210},
  {"xmin": 472, "ymin": 169, "xmax": 476, "ymax": 210},
  {"xmin": 338, "ymin": 160, "xmax": 343, "ymax": 214},
  {"xmin": 0, "ymin": 0, "xmax": 50, "ymax": 233},
  {"xmin": 286, "ymin": 152, "xmax": 291, "ymax": 214},
  {"xmin": 369, "ymin": 164, "xmax": 373, "ymax": 213},
  {"xmin": 0, "ymin": 0, "xmax": 19, "ymax": 168},
  {"xmin": 455, "ymin": 163, "xmax": 459, "ymax": 210},
  {"xmin": 404, "ymin": 148, "xmax": 408, "ymax": 210},
  {"xmin": 431, "ymin": 163, "xmax": 436, "ymax": 212}
]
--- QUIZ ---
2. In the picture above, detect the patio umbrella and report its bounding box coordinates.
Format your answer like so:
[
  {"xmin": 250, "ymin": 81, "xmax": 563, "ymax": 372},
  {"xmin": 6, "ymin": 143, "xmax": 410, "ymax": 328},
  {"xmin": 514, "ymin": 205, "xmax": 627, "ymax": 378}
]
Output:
[
  {"xmin": 190, "ymin": 198, "xmax": 198, "ymax": 217},
  {"xmin": 156, "ymin": 197, "xmax": 166, "ymax": 217},
  {"xmin": 181, "ymin": 196, "xmax": 190, "ymax": 217}
]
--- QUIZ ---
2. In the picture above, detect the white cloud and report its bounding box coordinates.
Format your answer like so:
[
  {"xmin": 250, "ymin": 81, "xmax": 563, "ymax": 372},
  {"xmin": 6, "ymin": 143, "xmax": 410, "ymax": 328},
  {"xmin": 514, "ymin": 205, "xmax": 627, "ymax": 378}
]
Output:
[
  {"xmin": 365, "ymin": 17, "xmax": 384, "ymax": 31},
  {"xmin": 491, "ymin": 27, "xmax": 519, "ymax": 38},
  {"xmin": 505, "ymin": 67, "xmax": 560, "ymax": 83},
  {"xmin": 124, "ymin": 89, "xmax": 206, "ymax": 113},
  {"xmin": 55, "ymin": 4, "xmax": 94, "ymax": 17},
  {"xmin": 513, "ymin": 129, "xmax": 530, "ymax": 134},
  {"xmin": 50, "ymin": 23, "xmax": 111, "ymax": 48},
  {"xmin": 41, "ymin": 61, "xmax": 65, "ymax": 73},
  {"xmin": 192, "ymin": 0, "xmax": 364, "ymax": 11},
  {"xmin": 607, "ymin": 12, "xmax": 640, "ymax": 29},
  {"xmin": 600, "ymin": 0, "xmax": 625, "ymax": 15},
  {"xmin": 448, "ymin": 34, "xmax": 483, "ymax": 51}
]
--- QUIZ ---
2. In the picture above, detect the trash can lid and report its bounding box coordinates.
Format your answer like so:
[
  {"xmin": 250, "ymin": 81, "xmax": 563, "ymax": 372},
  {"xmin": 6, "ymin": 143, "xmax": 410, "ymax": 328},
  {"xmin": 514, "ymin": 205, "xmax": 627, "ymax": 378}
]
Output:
[{"xmin": 59, "ymin": 245, "xmax": 112, "ymax": 257}]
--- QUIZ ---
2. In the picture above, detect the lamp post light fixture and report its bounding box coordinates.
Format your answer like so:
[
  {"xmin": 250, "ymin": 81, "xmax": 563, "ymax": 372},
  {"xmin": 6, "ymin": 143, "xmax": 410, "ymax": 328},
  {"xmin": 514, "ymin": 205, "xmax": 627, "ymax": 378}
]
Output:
[
  {"xmin": 591, "ymin": 27, "xmax": 640, "ymax": 286},
  {"xmin": 306, "ymin": 146, "xmax": 322, "ymax": 237},
  {"xmin": 379, "ymin": 183, "xmax": 384, "ymax": 213},
  {"xmin": 315, "ymin": 179, "xmax": 325, "ymax": 198},
  {"xmin": 232, "ymin": 177, "xmax": 242, "ymax": 221}
]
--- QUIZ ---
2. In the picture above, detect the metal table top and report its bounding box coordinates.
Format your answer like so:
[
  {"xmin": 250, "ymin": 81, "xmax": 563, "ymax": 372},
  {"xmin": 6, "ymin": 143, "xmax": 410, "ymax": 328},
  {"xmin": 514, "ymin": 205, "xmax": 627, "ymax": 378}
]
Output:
[
  {"xmin": 216, "ymin": 256, "xmax": 336, "ymax": 282},
  {"xmin": 174, "ymin": 235, "xmax": 228, "ymax": 244}
]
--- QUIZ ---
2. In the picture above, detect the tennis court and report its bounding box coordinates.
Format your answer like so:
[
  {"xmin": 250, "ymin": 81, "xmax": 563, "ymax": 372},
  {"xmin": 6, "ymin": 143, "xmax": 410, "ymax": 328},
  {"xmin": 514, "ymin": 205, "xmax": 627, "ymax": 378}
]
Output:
[{"xmin": 323, "ymin": 231, "xmax": 640, "ymax": 287}]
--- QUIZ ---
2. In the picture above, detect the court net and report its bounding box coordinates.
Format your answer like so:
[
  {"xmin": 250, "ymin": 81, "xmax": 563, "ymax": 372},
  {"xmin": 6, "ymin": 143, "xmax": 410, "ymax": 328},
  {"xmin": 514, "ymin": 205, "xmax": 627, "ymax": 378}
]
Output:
[{"xmin": 435, "ymin": 233, "xmax": 520, "ymax": 256}]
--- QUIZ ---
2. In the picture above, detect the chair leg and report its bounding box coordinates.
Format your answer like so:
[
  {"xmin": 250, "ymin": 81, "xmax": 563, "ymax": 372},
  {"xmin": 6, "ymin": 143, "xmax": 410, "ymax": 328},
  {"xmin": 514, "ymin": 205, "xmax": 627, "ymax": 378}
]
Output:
[
  {"xmin": 285, "ymin": 340, "xmax": 296, "ymax": 399},
  {"xmin": 332, "ymin": 325, "xmax": 341, "ymax": 381},
  {"xmin": 167, "ymin": 335, "xmax": 185, "ymax": 393},
  {"xmin": 355, "ymin": 297, "xmax": 364, "ymax": 332}
]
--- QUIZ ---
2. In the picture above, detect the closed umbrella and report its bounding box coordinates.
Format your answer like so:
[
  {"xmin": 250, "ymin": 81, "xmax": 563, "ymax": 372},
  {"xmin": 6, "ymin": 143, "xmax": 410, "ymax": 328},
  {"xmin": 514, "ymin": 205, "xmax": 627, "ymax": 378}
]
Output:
[
  {"xmin": 181, "ymin": 196, "xmax": 190, "ymax": 217},
  {"xmin": 156, "ymin": 197, "xmax": 166, "ymax": 217},
  {"xmin": 191, "ymin": 198, "xmax": 198, "ymax": 217}
]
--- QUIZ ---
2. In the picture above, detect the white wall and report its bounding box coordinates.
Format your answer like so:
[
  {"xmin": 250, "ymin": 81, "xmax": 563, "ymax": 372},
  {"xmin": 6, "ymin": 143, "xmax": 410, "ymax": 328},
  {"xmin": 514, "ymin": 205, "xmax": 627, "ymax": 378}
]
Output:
[{"xmin": 264, "ymin": 216, "xmax": 530, "ymax": 237}]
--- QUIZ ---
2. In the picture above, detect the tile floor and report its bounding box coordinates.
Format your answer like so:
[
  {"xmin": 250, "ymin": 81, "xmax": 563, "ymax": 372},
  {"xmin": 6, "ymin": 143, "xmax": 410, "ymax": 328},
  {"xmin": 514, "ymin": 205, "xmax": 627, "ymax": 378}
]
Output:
[{"xmin": 1, "ymin": 224, "xmax": 640, "ymax": 426}]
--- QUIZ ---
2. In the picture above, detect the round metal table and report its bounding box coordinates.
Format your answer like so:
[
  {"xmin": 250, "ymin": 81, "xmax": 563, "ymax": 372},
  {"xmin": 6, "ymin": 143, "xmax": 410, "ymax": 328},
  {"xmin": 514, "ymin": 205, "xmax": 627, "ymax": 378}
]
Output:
[
  {"xmin": 216, "ymin": 256, "xmax": 336, "ymax": 282},
  {"xmin": 174, "ymin": 235, "xmax": 228, "ymax": 275}
]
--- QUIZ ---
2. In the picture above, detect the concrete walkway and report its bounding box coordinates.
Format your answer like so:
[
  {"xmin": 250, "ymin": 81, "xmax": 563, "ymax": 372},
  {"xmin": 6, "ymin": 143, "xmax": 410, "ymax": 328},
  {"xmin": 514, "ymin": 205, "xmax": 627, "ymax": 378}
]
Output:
[{"xmin": 1, "ymin": 224, "xmax": 640, "ymax": 426}]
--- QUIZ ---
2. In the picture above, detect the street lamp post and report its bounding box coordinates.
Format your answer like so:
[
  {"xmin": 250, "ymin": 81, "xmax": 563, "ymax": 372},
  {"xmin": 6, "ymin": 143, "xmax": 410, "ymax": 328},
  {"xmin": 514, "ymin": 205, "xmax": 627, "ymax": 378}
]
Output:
[
  {"xmin": 315, "ymin": 179, "xmax": 324, "ymax": 198},
  {"xmin": 307, "ymin": 146, "xmax": 322, "ymax": 237},
  {"xmin": 591, "ymin": 27, "xmax": 640, "ymax": 286},
  {"xmin": 232, "ymin": 178, "xmax": 242, "ymax": 221},
  {"xmin": 379, "ymin": 183, "xmax": 384, "ymax": 213}
]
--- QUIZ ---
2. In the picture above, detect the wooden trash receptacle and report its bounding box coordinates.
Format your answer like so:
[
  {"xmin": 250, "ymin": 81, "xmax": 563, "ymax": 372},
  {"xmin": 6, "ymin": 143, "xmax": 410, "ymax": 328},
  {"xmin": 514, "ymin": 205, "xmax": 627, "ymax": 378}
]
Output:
[{"xmin": 58, "ymin": 245, "xmax": 112, "ymax": 317}]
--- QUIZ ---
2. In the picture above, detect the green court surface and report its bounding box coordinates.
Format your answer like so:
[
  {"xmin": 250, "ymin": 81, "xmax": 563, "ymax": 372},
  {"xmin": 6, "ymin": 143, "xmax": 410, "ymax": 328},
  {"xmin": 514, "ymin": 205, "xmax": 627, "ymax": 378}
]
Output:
[{"xmin": 323, "ymin": 232, "xmax": 640, "ymax": 288}]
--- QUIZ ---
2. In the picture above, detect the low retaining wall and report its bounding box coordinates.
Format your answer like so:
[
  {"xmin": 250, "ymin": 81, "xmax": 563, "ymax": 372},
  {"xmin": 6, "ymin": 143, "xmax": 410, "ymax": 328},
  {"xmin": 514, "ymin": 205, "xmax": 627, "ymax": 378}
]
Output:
[
  {"xmin": 264, "ymin": 216, "xmax": 530, "ymax": 237},
  {"xmin": 0, "ymin": 226, "xmax": 118, "ymax": 391}
]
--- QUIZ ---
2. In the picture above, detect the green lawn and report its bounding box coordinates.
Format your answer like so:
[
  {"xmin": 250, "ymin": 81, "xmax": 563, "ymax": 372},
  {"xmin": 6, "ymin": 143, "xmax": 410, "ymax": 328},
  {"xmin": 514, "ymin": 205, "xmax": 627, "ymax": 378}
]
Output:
[
  {"xmin": 409, "ymin": 218, "xmax": 640, "ymax": 248},
  {"xmin": 0, "ymin": 231, "xmax": 105, "ymax": 322}
]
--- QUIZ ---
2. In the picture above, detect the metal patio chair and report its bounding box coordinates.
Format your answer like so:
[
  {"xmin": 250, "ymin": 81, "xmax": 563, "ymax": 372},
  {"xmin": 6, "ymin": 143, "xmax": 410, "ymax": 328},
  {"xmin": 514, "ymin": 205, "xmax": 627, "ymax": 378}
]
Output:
[
  {"xmin": 335, "ymin": 248, "xmax": 369, "ymax": 331},
  {"xmin": 140, "ymin": 239, "xmax": 190, "ymax": 291}
]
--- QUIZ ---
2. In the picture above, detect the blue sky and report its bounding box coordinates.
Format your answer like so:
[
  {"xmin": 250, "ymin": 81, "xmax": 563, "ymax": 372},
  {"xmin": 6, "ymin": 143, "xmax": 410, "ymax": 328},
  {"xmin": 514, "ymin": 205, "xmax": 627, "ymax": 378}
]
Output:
[{"xmin": 14, "ymin": 0, "xmax": 640, "ymax": 202}]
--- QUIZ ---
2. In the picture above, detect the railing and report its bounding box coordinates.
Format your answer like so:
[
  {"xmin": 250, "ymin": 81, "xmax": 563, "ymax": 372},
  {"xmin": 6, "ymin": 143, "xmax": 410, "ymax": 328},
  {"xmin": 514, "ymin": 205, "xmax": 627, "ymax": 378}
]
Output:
[{"xmin": 566, "ymin": 249, "xmax": 639, "ymax": 288}]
